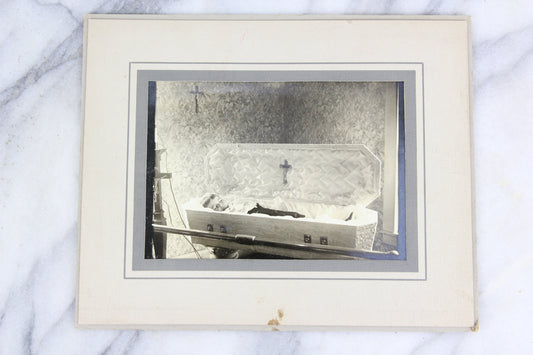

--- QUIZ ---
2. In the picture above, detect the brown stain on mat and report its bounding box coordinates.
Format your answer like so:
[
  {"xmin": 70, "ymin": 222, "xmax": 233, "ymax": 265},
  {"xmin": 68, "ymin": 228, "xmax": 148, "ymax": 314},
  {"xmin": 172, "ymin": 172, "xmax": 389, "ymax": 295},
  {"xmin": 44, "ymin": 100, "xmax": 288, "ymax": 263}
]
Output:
[
  {"xmin": 267, "ymin": 308, "xmax": 284, "ymax": 330},
  {"xmin": 267, "ymin": 318, "xmax": 280, "ymax": 326}
]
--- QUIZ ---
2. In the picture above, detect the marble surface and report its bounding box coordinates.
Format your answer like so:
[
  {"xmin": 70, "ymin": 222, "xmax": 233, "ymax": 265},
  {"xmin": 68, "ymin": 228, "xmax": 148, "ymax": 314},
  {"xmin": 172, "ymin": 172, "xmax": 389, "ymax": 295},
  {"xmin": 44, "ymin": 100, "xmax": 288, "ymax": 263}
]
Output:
[{"xmin": 1, "ymin": 0, "xmax": 532, "ymax": 354}]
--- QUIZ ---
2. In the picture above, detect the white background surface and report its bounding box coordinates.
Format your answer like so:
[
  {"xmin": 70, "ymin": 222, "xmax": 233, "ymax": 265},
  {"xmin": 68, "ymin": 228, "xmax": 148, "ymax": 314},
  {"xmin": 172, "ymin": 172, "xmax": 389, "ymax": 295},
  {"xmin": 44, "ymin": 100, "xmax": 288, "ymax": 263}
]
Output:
[{"xmin": 0, "ymin": 1, "xmax": 531, "ymax": 354}]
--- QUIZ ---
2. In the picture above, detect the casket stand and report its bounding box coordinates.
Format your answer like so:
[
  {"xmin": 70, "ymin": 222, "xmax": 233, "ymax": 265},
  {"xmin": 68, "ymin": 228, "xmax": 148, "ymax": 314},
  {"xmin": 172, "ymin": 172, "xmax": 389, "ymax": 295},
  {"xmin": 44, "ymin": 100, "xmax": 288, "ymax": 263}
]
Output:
[{"xmin": 168, "ymin": 144, "xmax": 396, "ymax": 259}]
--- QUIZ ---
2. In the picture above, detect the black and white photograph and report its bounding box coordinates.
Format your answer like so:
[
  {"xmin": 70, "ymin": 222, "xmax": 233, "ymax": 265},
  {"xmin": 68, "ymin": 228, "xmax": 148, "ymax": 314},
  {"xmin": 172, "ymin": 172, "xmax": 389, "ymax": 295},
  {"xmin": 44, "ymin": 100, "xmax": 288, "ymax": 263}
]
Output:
[
  {"xmin": 73, "ymin": 15, "xmax": 478, "ymax": 332},
  {"xmin": 144, "ymin": 80, "xmax": 406, "ymax": 260}
]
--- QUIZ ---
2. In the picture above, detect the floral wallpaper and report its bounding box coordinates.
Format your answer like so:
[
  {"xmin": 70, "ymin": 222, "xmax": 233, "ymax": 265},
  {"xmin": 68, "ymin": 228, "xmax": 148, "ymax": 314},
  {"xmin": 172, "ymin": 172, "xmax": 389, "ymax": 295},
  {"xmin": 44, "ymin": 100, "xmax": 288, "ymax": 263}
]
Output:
[{"xmin": 154, "ymin": 81, "xmax": 396, "ymax": 256}]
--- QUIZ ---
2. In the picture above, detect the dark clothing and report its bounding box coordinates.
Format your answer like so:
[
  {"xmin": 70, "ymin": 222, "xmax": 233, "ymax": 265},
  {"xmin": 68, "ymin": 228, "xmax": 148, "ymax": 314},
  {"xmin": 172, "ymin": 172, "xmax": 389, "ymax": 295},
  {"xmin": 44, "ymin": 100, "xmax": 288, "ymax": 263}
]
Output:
[{"xmin": 247, "ymin": 203, "xmax": 305, "ymax": 218}]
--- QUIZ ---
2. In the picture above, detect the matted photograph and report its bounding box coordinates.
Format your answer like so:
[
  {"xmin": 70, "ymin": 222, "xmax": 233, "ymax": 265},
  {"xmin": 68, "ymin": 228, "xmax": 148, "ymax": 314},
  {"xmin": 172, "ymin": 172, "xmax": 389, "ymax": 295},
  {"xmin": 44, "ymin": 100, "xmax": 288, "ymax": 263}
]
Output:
[
  {"xmin": 145, "ymin": 80, "xmax": 405, "ymax": 260},
  {"xmin": 78, "ymin": 16, "xmax": 476, "ymax": 330}
]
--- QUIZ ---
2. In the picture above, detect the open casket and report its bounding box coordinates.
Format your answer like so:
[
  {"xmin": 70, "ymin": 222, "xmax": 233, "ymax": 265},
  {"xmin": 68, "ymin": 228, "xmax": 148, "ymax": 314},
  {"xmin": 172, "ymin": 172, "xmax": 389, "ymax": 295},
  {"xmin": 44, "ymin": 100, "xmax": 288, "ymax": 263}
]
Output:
[{"xmin": 183, "ymin": 144, "xmax": 382, "ymax": 259}]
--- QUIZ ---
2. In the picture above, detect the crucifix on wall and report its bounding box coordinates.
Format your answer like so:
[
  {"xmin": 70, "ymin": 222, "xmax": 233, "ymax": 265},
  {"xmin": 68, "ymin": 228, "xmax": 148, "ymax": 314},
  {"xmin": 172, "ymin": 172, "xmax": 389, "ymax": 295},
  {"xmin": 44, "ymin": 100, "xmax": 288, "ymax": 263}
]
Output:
[
  {"xmin": 189, "ymin": 85, "xmax": 204, "ymax": 113},
  {"xmin": 280, "ymin": 159, "xmax": 292, "ymax": 184}
]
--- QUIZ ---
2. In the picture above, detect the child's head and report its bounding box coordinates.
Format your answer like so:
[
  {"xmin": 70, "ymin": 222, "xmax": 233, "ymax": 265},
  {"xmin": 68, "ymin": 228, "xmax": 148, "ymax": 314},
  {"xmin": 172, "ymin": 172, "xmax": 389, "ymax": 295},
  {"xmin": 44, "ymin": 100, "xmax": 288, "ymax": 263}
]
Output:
[{"xmin": 200, "ymin": 193, "xmax": 229, "ymax": 211}]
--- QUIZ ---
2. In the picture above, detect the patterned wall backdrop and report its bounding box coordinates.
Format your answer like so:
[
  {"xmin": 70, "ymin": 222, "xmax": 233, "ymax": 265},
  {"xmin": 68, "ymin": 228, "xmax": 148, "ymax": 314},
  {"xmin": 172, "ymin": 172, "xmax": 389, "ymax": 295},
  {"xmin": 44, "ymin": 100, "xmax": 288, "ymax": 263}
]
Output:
[{"xmin": 154, "ymin": 81, "xmax": 396, "ymax": 256}]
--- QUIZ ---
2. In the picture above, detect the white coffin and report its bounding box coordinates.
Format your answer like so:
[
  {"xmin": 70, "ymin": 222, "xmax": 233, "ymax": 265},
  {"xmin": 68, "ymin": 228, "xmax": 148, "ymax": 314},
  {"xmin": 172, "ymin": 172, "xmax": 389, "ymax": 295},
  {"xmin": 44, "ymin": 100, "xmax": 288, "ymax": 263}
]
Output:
[{"xmin": 183, "ymin": 144, "xmax": 381, "ymax": 258}]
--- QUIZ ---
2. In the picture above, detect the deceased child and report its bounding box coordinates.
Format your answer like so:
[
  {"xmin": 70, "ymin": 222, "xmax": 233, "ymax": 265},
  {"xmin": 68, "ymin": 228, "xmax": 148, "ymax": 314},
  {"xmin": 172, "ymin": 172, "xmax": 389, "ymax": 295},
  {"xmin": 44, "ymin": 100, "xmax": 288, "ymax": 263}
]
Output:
[
  {"xmin": 200, "ymin": 193, "xmax": 306, "ymax": 218},
  {"xmin": 196, "ymin": 193, "xmax": 361, "ymax": 223}
]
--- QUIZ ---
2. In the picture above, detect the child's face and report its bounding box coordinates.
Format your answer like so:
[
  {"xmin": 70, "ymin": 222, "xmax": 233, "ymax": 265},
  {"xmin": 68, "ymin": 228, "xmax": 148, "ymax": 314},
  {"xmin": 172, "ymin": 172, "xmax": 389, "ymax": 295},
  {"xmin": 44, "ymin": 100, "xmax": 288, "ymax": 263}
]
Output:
[{"xmin": 208, "ymin": 195, "xmax": 229, "ymax": 211}]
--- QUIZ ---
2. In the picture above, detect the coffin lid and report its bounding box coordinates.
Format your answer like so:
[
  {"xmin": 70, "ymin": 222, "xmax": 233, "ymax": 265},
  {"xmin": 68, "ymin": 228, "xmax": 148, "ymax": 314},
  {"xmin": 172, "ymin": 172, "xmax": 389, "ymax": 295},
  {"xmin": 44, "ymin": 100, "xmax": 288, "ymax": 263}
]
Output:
[{"xmin": 205, "ymin": 144, "xmax": 381, "ymax": 207}]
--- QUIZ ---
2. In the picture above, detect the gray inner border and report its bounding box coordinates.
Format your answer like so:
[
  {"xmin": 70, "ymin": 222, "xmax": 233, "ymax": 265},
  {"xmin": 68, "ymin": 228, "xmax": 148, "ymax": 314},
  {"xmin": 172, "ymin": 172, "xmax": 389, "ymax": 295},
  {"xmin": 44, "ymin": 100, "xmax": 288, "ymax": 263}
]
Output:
[{"xmin": 129, "ymin": 65, "xmax": 422, "ymax": 277}]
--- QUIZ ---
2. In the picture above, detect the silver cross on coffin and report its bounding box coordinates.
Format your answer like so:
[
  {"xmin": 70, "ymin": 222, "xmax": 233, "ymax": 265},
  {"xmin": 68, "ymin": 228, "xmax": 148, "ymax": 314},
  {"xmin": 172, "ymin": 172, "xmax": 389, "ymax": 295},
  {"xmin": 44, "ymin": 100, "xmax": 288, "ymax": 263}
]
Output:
[{"xmin": 279, "ymin": 159, "xmax": 292, "ymax": 184}]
